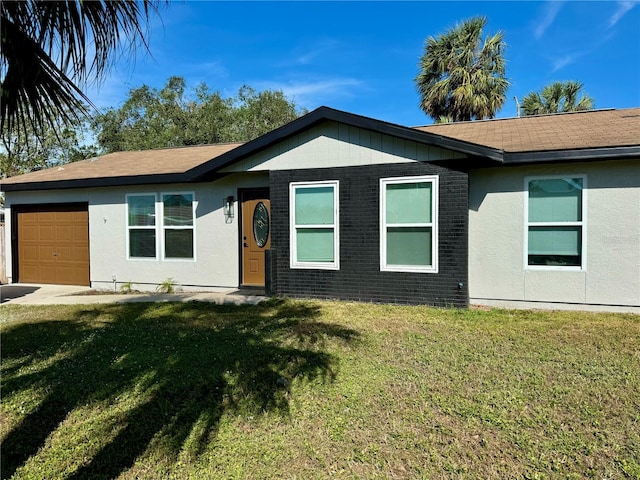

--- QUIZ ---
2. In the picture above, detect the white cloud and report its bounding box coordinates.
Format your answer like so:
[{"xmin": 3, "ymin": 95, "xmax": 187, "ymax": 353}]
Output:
[
  {"xmin": 608, "ymin": 1, "xmax": 638, "ymax": 28},
  {"xmin": 533, "ymin": 1, "xmax": 564, "ymax": 39},
  {"xmin": 551, "ymin": 53, "xmax": 578, "ymax": 72},
  {"xmin": 183, "ymin": 61, "xmax": 229, "ymax": 83},
  {"xmin": 276, "ymin": 38, "xmax": 344, "ymax": 68},
  {"xmin": 254, "ymin": 78, "xmax": 365, "ymax": 108},
  {"xmin": 550, "ymin": 49, "xmax": 588, "ymax": 73}
]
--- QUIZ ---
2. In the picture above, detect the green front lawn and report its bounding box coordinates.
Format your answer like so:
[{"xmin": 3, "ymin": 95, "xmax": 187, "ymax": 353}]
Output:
[{"xmin": 1, "ymin": 300, "xmax": 638, "ymax": 479}]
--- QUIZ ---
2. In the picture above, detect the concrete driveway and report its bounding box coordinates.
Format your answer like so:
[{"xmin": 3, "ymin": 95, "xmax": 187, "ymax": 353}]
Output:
[{"xmin": 0, "ymin": 283, "xmax": 266, "ymax": 306}]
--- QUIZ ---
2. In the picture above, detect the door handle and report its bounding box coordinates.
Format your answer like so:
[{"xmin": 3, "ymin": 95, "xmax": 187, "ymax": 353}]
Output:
[{"xmin": 243, "ymin": 242, "xmax": 249, "ymax": 247}]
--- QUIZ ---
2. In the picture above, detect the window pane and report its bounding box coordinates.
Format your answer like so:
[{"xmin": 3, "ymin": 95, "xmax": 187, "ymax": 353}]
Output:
[
  {"xmin": 295, "ymin": 187, "xmax": 334, "ymax": 225},
  {"xmin": 528, "ymin": 226, "xmax": 581, "ymax": 256},
  {"xmin": 296, "ymin": 228, "xmax": 334, "ymax": 262},
  {"xmin": 163, "ymin": 194, "xmax": 194, "ymax": 226},
  {"xmin": 129, "ymin": 229, "xmax": 156, "ymax": 257},
  {"xmin": 528, "ymin": 254, "xmax": 581, "ymax": 267},
  {"xmin": 128, "ymin": 195, "xmax": 155, "ymax": 226},
  {"xmin": 165, "ymin": 229, "xmax": 194, "ymax": 258},
  {"xmin": 387, "ymin": 227, "xmax": 432, "ymax": 266},
  {"xmin": 386, "ymin": 182, "xmax": 432, "ymax": 224},
  {"xmin": 529, "ymin": 178, "xmax": 582, "ymax": 222}
]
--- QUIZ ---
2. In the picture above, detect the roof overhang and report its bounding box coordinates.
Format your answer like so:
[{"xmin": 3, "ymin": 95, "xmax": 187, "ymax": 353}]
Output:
[
  {"xmin": 0, "ymin": 173, "xmax": 190, "ymax": 193},
  {"xmin": 502, "ymin": 145, "xmax": 640, "ymax": 164},
  {"xmin": 1, "ymin": 107, "xmax": 503, "ymax": 193},
  {"xmin": 2, "ymin": 106, "xmax": 638, "ymax": 193},
  {"xmin": 184, "ymin": 106, "xmax": 503, "ymax": 182}
]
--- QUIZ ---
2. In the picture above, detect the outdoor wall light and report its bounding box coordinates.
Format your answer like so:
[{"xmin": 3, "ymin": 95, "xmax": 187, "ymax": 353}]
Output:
[{"xmin": 224, "ymin": 195, "xmax": 235, "ymax": 221}]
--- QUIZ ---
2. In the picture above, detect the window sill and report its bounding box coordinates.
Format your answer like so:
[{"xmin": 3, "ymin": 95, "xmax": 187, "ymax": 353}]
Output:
[{"xmin": 381, "ymin": 265, "xmax": 438, "ymax": 274}]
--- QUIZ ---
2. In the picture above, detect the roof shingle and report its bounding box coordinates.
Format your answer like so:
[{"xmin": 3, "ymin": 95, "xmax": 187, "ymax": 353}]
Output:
[
  {"xmin": 414, "ymin": 108, "xmax": 640, "ymax": 153},
  {"xmin": 1, "ymin": 107, "xmax": 638, "ymax": 191},
  {"xmin": 1, "ymin": 142, "xmax": 243, "ymax": 186}
]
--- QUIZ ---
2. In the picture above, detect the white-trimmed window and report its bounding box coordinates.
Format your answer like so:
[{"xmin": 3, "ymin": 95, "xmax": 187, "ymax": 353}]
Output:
[
  {"xmin": 380, "ymin": 175, "xmax": 438, "ymax": 273},
  {"xmin": 162, "ymin": 192, "xmax": 195, "ymax": 259},
  {"xmin": 290, "ymin": 181, "xmax": 339, "ymax": 269},
  {"xmin": 526, "ymin": 176, "xmax": 585, "ymax": 269},
  {"xmin": 127, "ymin": 194, "xmax": 157, "ymax": 259}
]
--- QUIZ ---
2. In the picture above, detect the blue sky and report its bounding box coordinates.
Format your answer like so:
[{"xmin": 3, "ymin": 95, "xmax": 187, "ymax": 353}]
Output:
[{"xmin": 87, "ymin": 1, "xmax": 640, "ymax": 126}]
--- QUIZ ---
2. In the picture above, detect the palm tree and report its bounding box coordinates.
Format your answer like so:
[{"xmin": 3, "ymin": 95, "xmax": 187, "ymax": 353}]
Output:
[
  {"xmin": 521, "ymin": 81, "xmax": 594, "ymax": 116},
  {"xmin": 1, "ymin": 1, "xmax": 163, "ymax": 137},
  {"xmin": 415, "ymin": 16, "xmax": 509, "ymax": 122}
]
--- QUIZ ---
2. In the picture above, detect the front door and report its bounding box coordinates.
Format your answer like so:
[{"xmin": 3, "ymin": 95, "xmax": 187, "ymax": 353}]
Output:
[{"xmin": 241, "ymin": 189, "xmax": 270, "ymax": 286}]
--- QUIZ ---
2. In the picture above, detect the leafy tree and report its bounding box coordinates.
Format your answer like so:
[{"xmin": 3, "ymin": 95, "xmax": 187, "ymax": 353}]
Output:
[
  {"xmin": 1, "ymin": 109, "xmax": 99, "ymax": 178},
  {"xmin": 521, "ymin": 81, "xmax": 594, "ymax": 116},
  {"xmin": 415, "ymin": 16, "xmax": 509, "ymax": 122},
  {"xmin": 232, "ymin": 86, "xmax": 304, "ymax": 140},
  {"xmin": 93, "ymin": 77, "xmax": 306, "ymax": 153},
  {"xmin": 1, "ymin": 0, "xmax": 162, "ymax": 138}
]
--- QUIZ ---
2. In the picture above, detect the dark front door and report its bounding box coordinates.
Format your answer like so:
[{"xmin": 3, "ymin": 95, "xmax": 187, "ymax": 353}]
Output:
[{"xmin": 240, "ymin": 189, "xmax": 270, "ymax": 286}]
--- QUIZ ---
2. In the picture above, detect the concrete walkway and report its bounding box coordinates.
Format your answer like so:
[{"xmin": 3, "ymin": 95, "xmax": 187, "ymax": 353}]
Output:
[{"xmin": 0, "ymin": 284, "xmax": 267, "ymax": 306}]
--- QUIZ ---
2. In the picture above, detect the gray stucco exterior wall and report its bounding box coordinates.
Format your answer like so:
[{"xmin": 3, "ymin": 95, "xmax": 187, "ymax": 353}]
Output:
[
  {"xmin": 4, "ymin": 173, "xmax": 268, "ymax": 291},
  {"xmin": 469, "ymin": 159, "xmax": 640, "ymax": 308}
]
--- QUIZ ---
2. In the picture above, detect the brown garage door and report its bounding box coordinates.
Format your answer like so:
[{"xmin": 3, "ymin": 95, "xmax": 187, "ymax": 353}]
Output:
[{"xmin": 16, "ymin": 204, "xmax": 90, "ymax": 286}]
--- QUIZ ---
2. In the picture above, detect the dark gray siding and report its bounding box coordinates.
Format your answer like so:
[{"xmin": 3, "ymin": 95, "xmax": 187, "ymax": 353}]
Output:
[{"xmin": 269, "ymin": 162, "xmax": 469, "ymax": 307}]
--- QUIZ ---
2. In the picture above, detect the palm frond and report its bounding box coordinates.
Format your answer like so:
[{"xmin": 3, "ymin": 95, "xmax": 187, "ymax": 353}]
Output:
[
  {"xmin": 415, "ymin": 16, "xmax": 508, "ymax": 122},
  {"xmin": 1, "ymin": 0, "xmax": 164, "ymax": 139},
  {"xmin": 521, "ymin": 80, "xmax": 594, "ymax": 115}
]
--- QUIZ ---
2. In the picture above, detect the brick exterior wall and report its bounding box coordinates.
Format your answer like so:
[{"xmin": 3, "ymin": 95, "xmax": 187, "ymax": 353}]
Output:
[{"xmin": 269, "ymin": 162, "xmax": 469, "ymax": 307}]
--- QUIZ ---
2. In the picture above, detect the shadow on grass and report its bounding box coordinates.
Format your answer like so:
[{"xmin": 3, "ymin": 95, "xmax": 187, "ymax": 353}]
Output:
[{"xmin": 1, "ymin": 299, "xmax": 359, "ymax": 479}]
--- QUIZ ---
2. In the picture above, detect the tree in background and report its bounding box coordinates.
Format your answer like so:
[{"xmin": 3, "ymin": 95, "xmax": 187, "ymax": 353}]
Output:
[
  {"xmin": 233, "ymin": 86, "xmax": 304, "ymax": 140},
  {"xmin": 521, "ymin": 81, "xmax": 594, "ymax": 116},
  {"xmin": 1, "ymin": 108, "xmax": 99, "ymax": 177},
  {"xmin": 93, "ymin": 77, "xmax": 306, "ymax": 153},
  {"xmin": 1, "ymin": 0, "xmax": 163, "ymax": 138},
  {"xmin": 415, "ymin": 16, "xmax": 508, "ymax": 122}
]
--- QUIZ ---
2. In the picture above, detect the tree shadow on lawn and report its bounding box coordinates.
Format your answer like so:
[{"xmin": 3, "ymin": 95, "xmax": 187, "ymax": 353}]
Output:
[{"xmin": 1, "ymin": 299, "xmax": 359, "ymax": 479}]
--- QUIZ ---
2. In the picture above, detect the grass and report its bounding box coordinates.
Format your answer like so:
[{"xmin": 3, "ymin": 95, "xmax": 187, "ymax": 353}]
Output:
[{"xmin": 1, "ymin": 299, "xmax": 639, "ymax": 479}]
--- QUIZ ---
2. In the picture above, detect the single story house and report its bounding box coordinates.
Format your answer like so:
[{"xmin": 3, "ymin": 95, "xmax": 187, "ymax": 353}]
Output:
[{"xmin": 1, "ymin": 106, "xmax": 639, "ymax": 310}]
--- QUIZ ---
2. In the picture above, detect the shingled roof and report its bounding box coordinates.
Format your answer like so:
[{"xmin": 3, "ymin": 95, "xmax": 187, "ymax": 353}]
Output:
[
  {"xmin": 2, "ymin": 106, "xmax": 638, "ymax": 192},
  {"xmin": 414, "ymin": 107, "xmax": 640, "ymax": 154},
  {"xmin": 1, "ymin": 142, "xmax": 243, "ymax": 190}
]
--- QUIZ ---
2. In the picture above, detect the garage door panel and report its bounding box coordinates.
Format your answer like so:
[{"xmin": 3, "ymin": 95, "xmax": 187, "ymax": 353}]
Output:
[
  {"xmin": 22, "ymin": 245, "xmax": 39, "ymax": 259},
  {"xmin": 38, "ymin": 212, "xmax": 57, "ymax": 222},
  {"xmin": 39, "ymin": 225, "xmax": 56, "ymax": 241},
  {"xmin": 21, "ymin": 224, "xmax": 40, "ymax": 241},
  {"xmin": 17, "ymin": 204, "xmax": 90, "ymax": 286},
  {"xmin": 20, "ymin": 212, "xmax": 38, "ymax": 225},
  {"xmin": 56, "ymin": 225, "xmax": 73, "ymax": 242},
  {"xmin": 72, "ymin": 225, "xmax": 87, "ymax": 241},
  {"xmin": 39, "ymin": 245, "xmax": 55, "ymax": 261},
  {"xmin": 58, "ymin": 246, "xmax": 88, "ymax": 261},
  {"xmin": 21, "ymin": 265, "xmax": 39, "ymax": 279},
  {"xmin": 21, "ymin": 264, "xmax": 56, "ymax": 284},
  {"xmin": 39, "ymin": 265, "xmax": 57, "ymax": 284},
  {"xmin": 73, "ymin": 246, "xmax": 90, "ymax": 262},
  {"xmin": 56, "ymin": 265, "xmax": 85, "ymax": 284}
]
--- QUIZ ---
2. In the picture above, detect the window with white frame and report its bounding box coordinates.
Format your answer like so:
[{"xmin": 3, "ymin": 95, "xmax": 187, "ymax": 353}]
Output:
[
  {"xmin": 126, "ymin": 192, "xmax": 195, "ymax": 260},
  {"xmin": 380, "ymin": 176, "xmax": 438, "ymax": 273},
  {"xmin": 162, "ymin": 193, "xmax": 195, "ymax": 259},
  {"xmin": 526, "ymin": 176, "xmax": 585, "ymax": 268},
  {"xmin": 127, "ymin": 194, "xmax": 157, "ymax": 258},
  {"xmin": 290, "ymin": 181, "xmax": 339, "ymax": 269}
]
